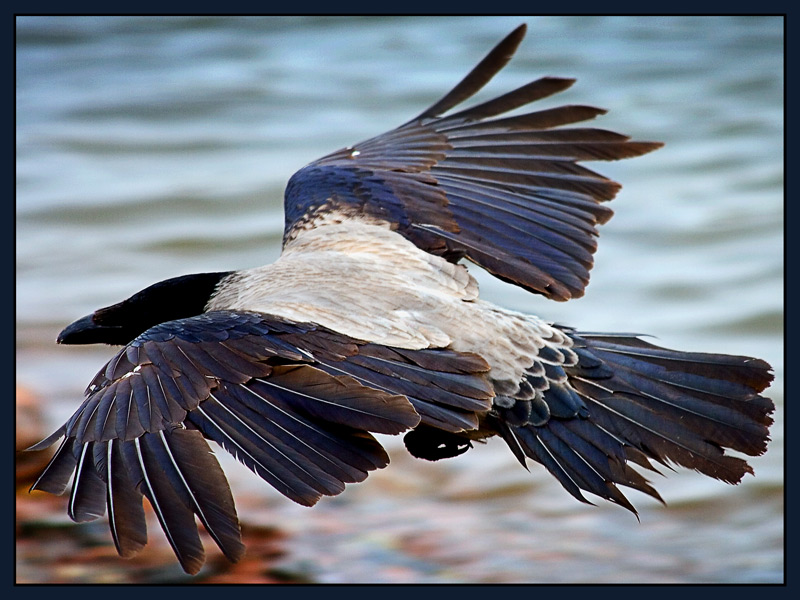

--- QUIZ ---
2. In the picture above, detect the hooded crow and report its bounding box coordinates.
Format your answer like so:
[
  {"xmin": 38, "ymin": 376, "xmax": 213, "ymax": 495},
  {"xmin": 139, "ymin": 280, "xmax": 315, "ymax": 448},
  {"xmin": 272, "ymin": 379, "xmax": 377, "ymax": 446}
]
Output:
[{"xmin": 29, "ymin": 24, "xmax": 774, "ymax": 575}]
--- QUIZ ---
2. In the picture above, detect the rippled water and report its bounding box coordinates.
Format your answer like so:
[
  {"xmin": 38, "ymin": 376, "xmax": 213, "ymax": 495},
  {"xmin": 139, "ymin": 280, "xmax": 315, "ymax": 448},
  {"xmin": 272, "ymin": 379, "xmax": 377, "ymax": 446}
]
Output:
[{"xmin": 16, "ymin": 16, "xmax": 784, "ymax": 583}]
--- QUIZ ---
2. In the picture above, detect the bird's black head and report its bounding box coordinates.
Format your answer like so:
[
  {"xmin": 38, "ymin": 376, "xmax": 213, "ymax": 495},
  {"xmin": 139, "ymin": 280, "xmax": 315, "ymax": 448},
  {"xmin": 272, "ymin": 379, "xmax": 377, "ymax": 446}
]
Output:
[{"xmin": 57, "ymin": 271, "xmax": 233, "ymax": 346}]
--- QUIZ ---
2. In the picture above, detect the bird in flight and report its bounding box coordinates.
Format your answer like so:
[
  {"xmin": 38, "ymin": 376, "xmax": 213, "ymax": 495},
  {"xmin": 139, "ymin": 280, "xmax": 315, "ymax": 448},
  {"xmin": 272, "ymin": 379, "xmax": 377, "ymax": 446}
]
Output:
[{"xmin": 29, "ymin": 24, "xmax": 774, "ymax": 575}]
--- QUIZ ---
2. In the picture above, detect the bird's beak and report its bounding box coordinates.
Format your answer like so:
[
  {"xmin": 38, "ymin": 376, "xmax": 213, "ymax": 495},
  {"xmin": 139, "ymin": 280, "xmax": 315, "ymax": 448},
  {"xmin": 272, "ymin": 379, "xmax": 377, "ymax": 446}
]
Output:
[{"xmin": 57, "ymin": 313, "xmax": 121, "ymax": 345}]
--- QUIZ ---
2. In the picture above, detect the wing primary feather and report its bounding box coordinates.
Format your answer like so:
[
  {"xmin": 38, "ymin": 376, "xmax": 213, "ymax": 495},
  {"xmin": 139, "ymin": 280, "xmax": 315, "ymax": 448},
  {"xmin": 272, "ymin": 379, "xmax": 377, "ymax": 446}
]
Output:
[
  {"xmin": 29, "ymin": 435, "xmax": 76, "ymax": 495},
  {"xmin": 443, "ymin": 76, "xmax": 577, "ymax": 122},
  {"xmin": 106, "ymin": 439, "xmax": 148, "ymax": 558},
  {"xmin": 68, "ymin": 442, "xmax": 106, "ymax": 522},
  {"xmin": 414, "ymin": 24, "xmax": 528, "ymax": 120},
  {"xmin": 155, "ymin": 430, "xmax": 244, "ymax": 563},
  {"xmin": 126, "ymin": 437, "xmax": 205, "ymax": 575}
]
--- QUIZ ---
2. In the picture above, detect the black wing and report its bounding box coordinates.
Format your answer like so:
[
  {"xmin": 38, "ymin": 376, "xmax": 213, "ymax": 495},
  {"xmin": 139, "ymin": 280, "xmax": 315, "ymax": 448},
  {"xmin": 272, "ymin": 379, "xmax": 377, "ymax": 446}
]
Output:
[
  {"xmin": 30, "ymin": 310, "xmax": 492, "ymax": 574},
  {"xmin": 283, "ymin": 24, "xmax": 662, "ymax": 301}
]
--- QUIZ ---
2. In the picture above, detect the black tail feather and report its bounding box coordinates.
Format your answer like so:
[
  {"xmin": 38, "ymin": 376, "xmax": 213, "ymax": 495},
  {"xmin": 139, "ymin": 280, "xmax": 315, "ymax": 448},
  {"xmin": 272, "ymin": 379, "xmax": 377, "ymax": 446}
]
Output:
[
  {"xmin": 572, "ymin": 333, "xmax": 774, "ymax": 481},
  {"xmin": 493, "ymin": 331, "xmax": 773, "ymax": 512}
]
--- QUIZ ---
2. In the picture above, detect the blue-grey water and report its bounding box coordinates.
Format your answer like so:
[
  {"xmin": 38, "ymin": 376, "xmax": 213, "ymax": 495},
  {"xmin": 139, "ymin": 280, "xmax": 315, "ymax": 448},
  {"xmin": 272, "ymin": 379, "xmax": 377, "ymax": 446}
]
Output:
[{"xmin": 16, "ymin": 16, "xmax": 783, "ymax": 583}]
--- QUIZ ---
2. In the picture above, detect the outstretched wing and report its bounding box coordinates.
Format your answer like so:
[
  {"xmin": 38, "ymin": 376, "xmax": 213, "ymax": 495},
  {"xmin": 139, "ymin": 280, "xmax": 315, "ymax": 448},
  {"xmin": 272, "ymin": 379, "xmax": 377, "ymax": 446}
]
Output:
[
  {"xmin": 283, "ymin": 24, "xmax": 662, "ymax": 301},
  {"xmin": 30, "ymin": 310, "xmax": 492, "ymax": 574}
]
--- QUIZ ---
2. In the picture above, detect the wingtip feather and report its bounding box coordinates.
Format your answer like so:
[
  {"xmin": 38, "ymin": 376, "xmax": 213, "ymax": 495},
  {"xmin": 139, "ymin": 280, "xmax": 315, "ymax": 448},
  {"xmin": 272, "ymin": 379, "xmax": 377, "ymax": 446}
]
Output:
[{"xmin": 415, "ymin": 23, "xmax": 529, "ymax": 120}]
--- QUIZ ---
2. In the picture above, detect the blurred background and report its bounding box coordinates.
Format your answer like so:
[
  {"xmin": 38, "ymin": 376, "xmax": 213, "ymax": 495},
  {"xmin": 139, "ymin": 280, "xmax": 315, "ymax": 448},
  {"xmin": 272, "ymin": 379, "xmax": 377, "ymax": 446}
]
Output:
[{"xmin": 16, "ymin": 16, "xmax": 783, "ymax": 583}]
